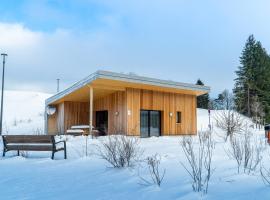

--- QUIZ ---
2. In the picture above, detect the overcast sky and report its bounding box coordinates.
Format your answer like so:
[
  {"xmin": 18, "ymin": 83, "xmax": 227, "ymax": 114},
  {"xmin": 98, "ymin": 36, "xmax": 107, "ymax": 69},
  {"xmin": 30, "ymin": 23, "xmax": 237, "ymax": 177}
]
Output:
[{"xmin": 1, "ymin": 0, "xmax": 270, "ymax": 96}]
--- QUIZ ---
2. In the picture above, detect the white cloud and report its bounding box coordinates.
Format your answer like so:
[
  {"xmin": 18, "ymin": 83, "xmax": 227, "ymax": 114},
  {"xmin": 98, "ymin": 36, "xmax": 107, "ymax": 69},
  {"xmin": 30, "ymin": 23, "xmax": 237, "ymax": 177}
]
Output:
[{"xmin": 0, "ymin": 23, "xmax": 42, "ymax": 48}]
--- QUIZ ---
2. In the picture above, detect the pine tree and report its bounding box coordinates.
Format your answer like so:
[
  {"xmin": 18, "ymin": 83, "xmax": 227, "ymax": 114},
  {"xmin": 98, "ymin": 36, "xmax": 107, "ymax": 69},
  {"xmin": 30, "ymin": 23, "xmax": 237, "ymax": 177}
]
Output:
[
  {"xmin": 196, "ymin": 79, "xmax": 209, "ymax": 109},
  {"xmin": 234, "ymin": 35, "xmax": 270, "ymax": 122},
  {"xmin": 234, "ymin": 35, "xmax": 256, "ymax": 116}
]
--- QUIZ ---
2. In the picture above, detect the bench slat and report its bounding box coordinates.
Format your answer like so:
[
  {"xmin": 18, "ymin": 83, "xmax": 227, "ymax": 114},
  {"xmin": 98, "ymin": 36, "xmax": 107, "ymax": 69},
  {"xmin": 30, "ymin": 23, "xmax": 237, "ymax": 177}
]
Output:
[
  {"xmin": 6, "ymin": 145, "xmax": 53, "ymax": 151},
  {"xmin": 3, "ymin": 135, "xmax": 53, "ymax": 143}
]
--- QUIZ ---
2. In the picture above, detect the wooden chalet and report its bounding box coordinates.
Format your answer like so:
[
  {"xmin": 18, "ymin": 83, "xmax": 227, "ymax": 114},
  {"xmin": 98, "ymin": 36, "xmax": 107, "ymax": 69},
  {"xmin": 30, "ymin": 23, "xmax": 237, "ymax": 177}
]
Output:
[{"xmin": 45, "ymin": 71, "xmax": 210, "ymax": 137}]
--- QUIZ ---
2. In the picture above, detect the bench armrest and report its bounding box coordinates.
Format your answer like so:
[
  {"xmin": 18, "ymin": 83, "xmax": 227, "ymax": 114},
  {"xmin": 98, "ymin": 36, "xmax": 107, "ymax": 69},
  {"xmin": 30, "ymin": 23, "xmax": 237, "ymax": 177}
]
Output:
[
  {"xmin": 54, "ymin": 140, "xmax": 66, "ymax": 153},
  {"xmin": 55, "ymin": 140, "xmax": 66, "ymax": 145}
]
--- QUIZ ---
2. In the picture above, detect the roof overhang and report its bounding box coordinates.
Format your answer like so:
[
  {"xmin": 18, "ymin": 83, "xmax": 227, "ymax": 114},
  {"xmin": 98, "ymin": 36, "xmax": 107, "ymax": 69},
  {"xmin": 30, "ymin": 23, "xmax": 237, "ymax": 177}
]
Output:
[{"xmin": 45, "ymin": 70, "xmax": 210, "ymax": 105}]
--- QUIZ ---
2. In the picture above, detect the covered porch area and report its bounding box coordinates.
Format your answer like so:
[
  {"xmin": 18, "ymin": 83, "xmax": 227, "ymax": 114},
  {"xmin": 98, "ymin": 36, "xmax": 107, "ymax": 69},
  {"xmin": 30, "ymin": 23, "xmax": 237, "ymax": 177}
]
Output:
[{"xmin": 46, "ymin": 81, "xmax": 127, "ymax": 136}]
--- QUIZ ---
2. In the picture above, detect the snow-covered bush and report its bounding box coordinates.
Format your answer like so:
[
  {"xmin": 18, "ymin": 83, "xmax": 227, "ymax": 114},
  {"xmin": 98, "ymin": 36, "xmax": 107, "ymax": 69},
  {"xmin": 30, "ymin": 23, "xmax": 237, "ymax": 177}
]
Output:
[
  {"xmin": 215, "ymin": 110, "xmax": 244, "ymax": 141},
  {"xmin": 139, "ymin": 154, "xmax": 166, "ymax": 187},
  {"xmin": 180, "ymin": 130, "xmax": 214, "ymax": 194},
  {"xmin": 96, "ymin": 135, "xmax": 143, "ymax": 168}
]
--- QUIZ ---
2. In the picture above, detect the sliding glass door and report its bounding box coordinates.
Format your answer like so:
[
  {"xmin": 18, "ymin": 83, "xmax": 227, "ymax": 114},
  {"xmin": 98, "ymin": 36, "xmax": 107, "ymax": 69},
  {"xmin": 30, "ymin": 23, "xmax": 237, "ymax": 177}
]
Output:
[
  {"xmin": 140, "ymin": 110, "xmax": 149, "ymax": 138},
  {"xmin": 150, "ymin": 111, "xmax": 161, "ymax": 137},
  {"xmin": 140, "ymin": 110, "xmax": 161, "ymax": 137}
]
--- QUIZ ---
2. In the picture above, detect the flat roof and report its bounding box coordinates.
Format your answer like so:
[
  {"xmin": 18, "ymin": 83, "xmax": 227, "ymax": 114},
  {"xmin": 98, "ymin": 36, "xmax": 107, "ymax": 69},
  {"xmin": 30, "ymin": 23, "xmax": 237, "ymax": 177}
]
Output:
[{"xmin": 46, "ymin": 70, "xmax": 210, "ymax": 105}]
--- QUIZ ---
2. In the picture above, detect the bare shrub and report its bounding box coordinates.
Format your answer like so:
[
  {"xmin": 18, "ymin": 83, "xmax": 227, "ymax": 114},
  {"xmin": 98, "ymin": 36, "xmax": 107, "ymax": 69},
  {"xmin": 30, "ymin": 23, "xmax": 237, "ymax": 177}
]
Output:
[
  {"xmin": 180, "ymin": 130, "xmax": 214, "ymax": 194},
  {"xmin": 229, "ymin": 136, "xmax": 243, "ymax": 173},
  {"xmin": 243, "ymin": 132, "xmax": 263, "ymax": 173},
  {"xmin": 20, "ymin": 151, "xmax": 29, "ymax": 158},
  {"xmin": 228, "ymin": 129, "xmax": 263, "ymax": 174},
  {"xmin": 242, "ymin": 132, "xmax": 251, "ymax": 171},
  {"xmin": 13, "ymin": 118, "xmax": 18, "ymax": 126},
  {"xmin": 245, "ymin": 144, "xmax": 262, "ymax": 174},
  {"xmin": 261, "ymin": 165, "xmax": 270, "ymax": 186},
  {"xmin": 33, "ymin": 128, "xmax": 43, "ymax": 135},
  {"xmin": 139, "ymin": 154, "xmax": 166, "ymax": 187},
  {"xmin": 3, "ymin": 123, "xmax": 9, "ymax": 135},
  {"xmin": 96, "ymin": 135, "xmax": 143, "ymax": 168},
  {"xmin": 215, "ymin": 110, "xmax": 244, "ymax": 141}
]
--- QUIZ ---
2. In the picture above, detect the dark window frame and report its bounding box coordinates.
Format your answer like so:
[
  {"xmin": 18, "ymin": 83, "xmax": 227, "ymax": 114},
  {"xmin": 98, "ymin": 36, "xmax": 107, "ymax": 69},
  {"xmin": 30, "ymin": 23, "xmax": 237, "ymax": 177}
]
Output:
[
  {"xmin": 176, "ymin": 111, "xmax": 181, "ymax": 123},
  {"xmin": 96, "ymin": 110, "xmax": 108, "ymax": 135}
]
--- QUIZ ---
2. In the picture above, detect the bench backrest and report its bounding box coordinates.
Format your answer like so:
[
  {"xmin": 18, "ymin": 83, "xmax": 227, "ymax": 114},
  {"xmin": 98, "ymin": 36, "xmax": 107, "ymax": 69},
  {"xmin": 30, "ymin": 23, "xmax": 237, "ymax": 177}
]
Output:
[{"xmin": 2, "ymin": 135, "xmax": 54, "ymax": 144}]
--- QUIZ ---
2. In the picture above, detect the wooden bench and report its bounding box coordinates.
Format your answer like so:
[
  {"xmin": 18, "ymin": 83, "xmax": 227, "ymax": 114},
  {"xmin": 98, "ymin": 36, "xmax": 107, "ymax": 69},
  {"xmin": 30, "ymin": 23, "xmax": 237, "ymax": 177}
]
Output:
[{"xmin": 2, "ymin": 135, "xmax": 67, "ymax": 159}]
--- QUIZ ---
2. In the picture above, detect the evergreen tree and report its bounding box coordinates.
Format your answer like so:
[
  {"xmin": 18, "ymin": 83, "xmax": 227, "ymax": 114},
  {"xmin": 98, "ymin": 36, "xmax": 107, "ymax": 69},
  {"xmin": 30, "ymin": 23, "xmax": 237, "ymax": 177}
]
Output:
[
  {"xmin": 196, "ymin": 79, "xmax": 209, "ymax": 109},
  {"xmin": 234, "ymin": 35, "xmax": 270, "ymax": 122}
]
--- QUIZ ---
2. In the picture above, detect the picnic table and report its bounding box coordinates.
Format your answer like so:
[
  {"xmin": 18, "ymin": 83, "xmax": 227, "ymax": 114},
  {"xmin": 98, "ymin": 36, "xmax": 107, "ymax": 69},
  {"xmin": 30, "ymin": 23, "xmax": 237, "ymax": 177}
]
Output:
[{"xmin": 66, "ymin": 125, "xmax": 99, "ymax": 136}]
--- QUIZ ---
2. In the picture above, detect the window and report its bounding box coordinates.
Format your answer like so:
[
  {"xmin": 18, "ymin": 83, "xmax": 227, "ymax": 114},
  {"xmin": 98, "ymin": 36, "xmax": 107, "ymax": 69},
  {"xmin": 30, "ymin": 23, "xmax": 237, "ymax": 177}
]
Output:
[{"xmin": 176, "ymin": 111, "xmax": 181, "ymax": 123}]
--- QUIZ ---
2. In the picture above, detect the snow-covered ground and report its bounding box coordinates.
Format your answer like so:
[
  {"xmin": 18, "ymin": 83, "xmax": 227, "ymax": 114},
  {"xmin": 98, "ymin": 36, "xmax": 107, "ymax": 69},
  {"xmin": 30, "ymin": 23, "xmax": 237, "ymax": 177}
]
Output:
[{"xmin": 0, "ymin": 91, "xmax": 269, "ymax": 200}]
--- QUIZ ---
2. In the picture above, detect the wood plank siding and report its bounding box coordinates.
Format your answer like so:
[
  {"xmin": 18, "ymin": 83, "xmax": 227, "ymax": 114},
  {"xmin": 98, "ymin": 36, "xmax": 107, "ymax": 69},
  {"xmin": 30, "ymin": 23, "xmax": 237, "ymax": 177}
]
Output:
[
  {"xmin": 94, "ymin": 91, "xmax": 126, "ymax": 134},
  {"xmin": 126, "ymin": 88, "xmax": 197, "ymax": 135},
  {"xmin": 126, "ymin": 88, "xmax": 141, "ymax": 135}
]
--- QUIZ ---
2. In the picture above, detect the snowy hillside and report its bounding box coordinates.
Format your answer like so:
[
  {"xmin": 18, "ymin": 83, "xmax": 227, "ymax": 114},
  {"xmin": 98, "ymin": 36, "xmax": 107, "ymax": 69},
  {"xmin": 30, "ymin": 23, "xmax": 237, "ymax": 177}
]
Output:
[
  {"xmin": 2, "ymin": 90, "xmax": 51, "ymax": 134},
  {"xmin": 0, "ymin": 91, "xmax": 269, "ymax": 200}
]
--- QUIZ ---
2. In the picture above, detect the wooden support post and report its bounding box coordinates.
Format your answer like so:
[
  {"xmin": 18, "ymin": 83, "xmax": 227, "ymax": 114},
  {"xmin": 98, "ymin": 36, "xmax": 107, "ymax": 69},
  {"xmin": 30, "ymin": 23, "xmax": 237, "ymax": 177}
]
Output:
[
  {"xmin": 89, "ymin": 86, "xmax": 93, "ymax": 137},
  {"xmin": 84, "ymin": 86, "xmax": 93, "ymax": 156}
]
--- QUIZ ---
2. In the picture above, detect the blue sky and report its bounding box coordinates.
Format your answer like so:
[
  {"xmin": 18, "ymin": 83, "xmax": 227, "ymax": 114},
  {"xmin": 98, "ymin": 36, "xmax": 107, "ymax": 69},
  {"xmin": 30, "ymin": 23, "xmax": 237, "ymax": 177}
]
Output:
[{"xmin": 0, "ymin": 0, "xmax": 270, "ymax": 96}]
